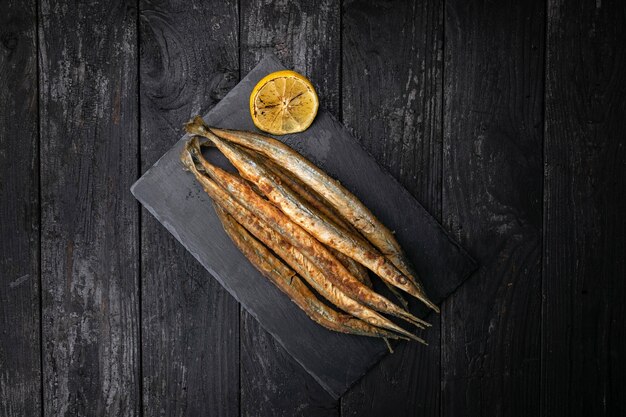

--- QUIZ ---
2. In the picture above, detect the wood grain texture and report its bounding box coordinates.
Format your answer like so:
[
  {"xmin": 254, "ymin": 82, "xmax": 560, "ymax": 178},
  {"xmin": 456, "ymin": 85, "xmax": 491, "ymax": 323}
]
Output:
[
  {"xmin": 442, "ymin": 0, "xmax": 544, "ymax": 416},
  {"xmin": 239, "ymin": 1, "xmax": 342, "ymax": 415},
  {"xmin": 542, "ymin": 1, "xmax": 626, "ymax": 415},
  {"xmin": 341, "ymin": 0, "xmax": 443, "ymax": 215},
  {"xmin": 240, "ymin": 313, "xmax": 340, "ymax": 417},
  {"xmin": 0, "ymin": 0, "xmax": 40, "ymax": 415},
  {"xmin": 240, "ymin": 0, "xmax": 341, "ymax": 117},
  {"xmin": 138, "ymin": 1, "xmax": 240, "ymax": 416},
  {"xmin": 39, "ymin": 1, "xmax": 140, "ymax": 415},
  {"xmin": 340, "ymin": 0, "xmax": 443, "ymax": 416}
]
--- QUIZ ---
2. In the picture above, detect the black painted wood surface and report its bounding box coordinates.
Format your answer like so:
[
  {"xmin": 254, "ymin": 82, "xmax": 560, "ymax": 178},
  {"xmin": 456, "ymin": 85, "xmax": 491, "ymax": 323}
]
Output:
[
  {"xmin": 542, "ymin": 1, "xmax": 626, "ymax": 416},
  {"xmin": 441, "ymin": 1, "xmax": 544, "ymax": 416},
  {"xmin": 38, "ymin": 1, "xmax": 140, "ymax": 415},
  {"xmin": 131, "ymin": 54, "xmax": 477, "ymax": 398},
  {"xmin": 2, "ymin": 0, "xmax": 625, "ymax": 415},
  {"xmin": 138, "ymin": 1, "xmax": 240, "ymax": 416},
  {"xmin": 0, "ymin": 1, "xmax": 40, "ymax": 416}
]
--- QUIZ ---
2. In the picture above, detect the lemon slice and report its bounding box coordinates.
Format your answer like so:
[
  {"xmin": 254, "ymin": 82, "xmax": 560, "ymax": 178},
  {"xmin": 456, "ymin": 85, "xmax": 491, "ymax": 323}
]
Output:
[{"xmin": 249, "ymin": 70, "xmax": 319, "ymax": 135}]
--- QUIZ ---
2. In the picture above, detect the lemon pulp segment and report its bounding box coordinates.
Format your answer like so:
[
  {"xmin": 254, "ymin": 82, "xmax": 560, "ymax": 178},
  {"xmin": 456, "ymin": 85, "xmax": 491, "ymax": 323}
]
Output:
[{"xmin": 250, "ymin": 70, "xmax": 319, "ymax": 135}]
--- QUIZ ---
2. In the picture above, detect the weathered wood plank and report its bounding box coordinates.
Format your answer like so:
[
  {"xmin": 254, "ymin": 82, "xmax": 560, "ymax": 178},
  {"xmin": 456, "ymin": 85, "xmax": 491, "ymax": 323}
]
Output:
[
  {"xmin": 39, "ymin": 1, "xmax": 140, "ymax": 415},
  {"xmin": 240, "ymin": 0, "xmax": 341, "ymax": 117},
  {"xmin": 240, "ymin": 321, "xmax": 340, "ymax": 417},
  {"xmin": 0, "ymin": 0, "xmax": 41, "ymax": 415},
  {"xmin": 341, "ymin": 0, "xmax": 443, "ymax": 215},
  {"xmin": 239, "ymin": 1, "xmax": 342, "ymax": 415},
  {"xmin": 542, "ymin": 1, "xmax": 626, "ymax": 415},
  {"xmin": 138, "ymin": 0, "xmax": 240, "ymax": 415},
  {"xmin": 442, "ymin": 0, "xmax": 544, "ymax": 416},
  {"xmin": 340, "ymin": 0, "xmax": 443, "ymax": 416}
]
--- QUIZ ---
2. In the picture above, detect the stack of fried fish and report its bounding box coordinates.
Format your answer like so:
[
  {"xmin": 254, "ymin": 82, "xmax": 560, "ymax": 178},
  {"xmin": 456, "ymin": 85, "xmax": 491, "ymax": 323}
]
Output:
[{"xmin": 181, "ymin": 116, "xmax": 438, "ymax": 347}]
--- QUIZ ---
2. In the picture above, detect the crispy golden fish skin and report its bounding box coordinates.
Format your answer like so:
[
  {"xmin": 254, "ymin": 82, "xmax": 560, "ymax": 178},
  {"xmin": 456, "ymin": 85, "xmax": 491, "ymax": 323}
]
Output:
[
  {"xmin": 260, "ymin": 156, "xmax": 360, "ymax": 235},
  {"xmin": 188, "ymin": 139, "xmax": 427, "ymax": 329},
  {"xmin": 243, "ymin": 149, "xmax": 373, "ymax": 287},
  {"xmin": 213, "ymin": 204, "xmax": 403, "ymax": 340},
  {"xmin": 330, "ymin": 248, "xmax": 372, "ymax": 287},
  {"xmin": 257, "ymin": 156, "xmax": 373, "ymax": 287},
  {"xmin": 257, "ymin": 149, "xmax": 411, "ymax": 309},
  {"xmin": 190, "ymin": 128, "xmax": 431, "ymax": 313},
  {"xmin": 245, "ymin": 211, "xmax": 424, "ymax": 344},
  {"xmin": 180, "ymin": 144, "xmax": 422, "ymax": 341},
  {"xmin": 185, "ymin": 117, "xmax": 438, "ymax": 313},
  {"xmin": 242, "ymin": 149, "xmax": 410, "ymax": 309},
  {"xmin": 183, "ymin": 138, "xmax": 427, "ymax": 329}
]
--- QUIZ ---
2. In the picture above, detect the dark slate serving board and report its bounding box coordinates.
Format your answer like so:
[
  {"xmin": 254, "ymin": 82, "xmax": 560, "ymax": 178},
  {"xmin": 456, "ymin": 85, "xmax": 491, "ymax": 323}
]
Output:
[{"xmin": 131, "ymin": 55, "xmax": 477, "ymax": 398}]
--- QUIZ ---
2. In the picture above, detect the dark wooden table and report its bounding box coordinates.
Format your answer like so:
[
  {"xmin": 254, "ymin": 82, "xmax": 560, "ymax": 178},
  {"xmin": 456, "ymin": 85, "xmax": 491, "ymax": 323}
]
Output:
[{"xmin": 1, "ymin": 0, "xmax": 624, "ymax": 416}]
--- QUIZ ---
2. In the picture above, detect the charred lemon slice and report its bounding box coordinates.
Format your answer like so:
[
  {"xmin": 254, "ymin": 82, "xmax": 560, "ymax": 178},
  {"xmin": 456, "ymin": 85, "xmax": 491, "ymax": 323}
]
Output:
[{"xmin": 249, "ymin": 70, "xmax": 319, "ymax": 135}]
